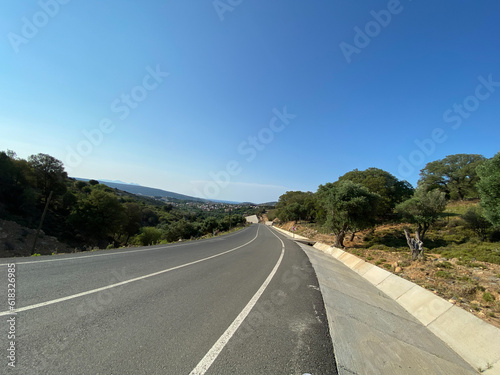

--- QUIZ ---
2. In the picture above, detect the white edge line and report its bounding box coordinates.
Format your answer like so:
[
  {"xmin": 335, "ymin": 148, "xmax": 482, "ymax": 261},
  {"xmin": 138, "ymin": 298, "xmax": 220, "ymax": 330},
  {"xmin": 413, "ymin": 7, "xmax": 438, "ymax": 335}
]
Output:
[
  {"xmin": 0, "ymin": 227, "xmax": 251, "ymax": 267},
  {"xmin": 0, "ymin": 226, "xmax": 260, "ymax": 317},
  {"xmin": 189, "ymin": 226, "xmax": 285, "ymax": 375}
]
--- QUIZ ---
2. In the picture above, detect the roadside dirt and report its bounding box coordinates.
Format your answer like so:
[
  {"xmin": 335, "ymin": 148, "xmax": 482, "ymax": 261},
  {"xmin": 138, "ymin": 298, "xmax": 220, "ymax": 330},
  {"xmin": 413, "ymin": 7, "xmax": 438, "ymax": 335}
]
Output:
[
  {"xmin": 278, "ymin": 221, "xmax": 500, "ymax": 329},
  {"xmin": 0, "ymin": 219, "xmax": 72, "ymax": 258}
]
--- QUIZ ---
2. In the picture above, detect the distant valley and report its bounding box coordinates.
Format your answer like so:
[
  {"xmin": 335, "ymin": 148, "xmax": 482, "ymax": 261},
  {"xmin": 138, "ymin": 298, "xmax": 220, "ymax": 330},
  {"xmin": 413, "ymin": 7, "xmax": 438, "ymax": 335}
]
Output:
[{"xmin": 73, "ymin": 178, "xmax": 243, "ymax": 204}]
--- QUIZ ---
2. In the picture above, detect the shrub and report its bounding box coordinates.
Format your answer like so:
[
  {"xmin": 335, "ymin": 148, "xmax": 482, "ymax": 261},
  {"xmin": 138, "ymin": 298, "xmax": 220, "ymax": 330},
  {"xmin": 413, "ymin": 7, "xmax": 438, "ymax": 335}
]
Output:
[
  {"xmin": 134, "ymin": 227, "xmax": 162, "ymax": 246},
  {"xmin": 435, "ymin": 261, "xmax": 454, "ymax": 269},
  {"xmin": 455, "ymin": 284, "xmax": 477, "ymax": 298},
  {"xmin": 483, "ymin": 292, "xmax": 495, "ymax": 303},
  {"xmin": 435, "ymin": 270, "xmax": 452, "ymax": 278}
]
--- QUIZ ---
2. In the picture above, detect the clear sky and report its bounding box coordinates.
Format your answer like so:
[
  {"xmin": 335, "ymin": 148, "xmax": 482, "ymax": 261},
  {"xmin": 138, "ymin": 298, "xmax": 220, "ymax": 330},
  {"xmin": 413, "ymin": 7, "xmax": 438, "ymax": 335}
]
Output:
[{"xmin": 1, "ymin": 0, "xmax": 499, "ymax": 203}]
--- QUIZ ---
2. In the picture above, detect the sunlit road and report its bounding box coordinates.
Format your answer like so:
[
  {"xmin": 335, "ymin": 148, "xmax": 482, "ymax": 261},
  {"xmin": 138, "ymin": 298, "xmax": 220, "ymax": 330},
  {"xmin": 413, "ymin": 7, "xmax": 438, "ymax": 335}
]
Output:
[{"xmin": 0, "ymin": 224, "xmax": 337, "ymax": 374}]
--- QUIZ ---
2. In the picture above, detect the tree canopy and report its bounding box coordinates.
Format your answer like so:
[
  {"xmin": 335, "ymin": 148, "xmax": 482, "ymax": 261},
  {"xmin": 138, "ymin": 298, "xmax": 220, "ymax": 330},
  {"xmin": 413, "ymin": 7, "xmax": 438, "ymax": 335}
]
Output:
[
  {"xmin": 418, "ymin": 154, "xmax": 486, "ymax": 200},
  {"xmin": 28, "ymin": 153, "xmax": 68, "ymax": 201},
  {"xmin": 396, "ymin": 188, "xmax": 447, "ymax": 260},
  {"xmin": 477, "ymin": 151, "xmax": 500, "ymax": 227},
  {"xmin": 0, "ymin": 150, "xmax": 255, "ymax": 254},
  {"xmin": 336, "ymin": 168, "xmax": 413, "ymax": 219},
  {"xmin": 275, "ymin": 191, "xmax": 318, "ymax": 222},
  {"xmin": 317, "ymin": 180, "xmax": 380, "ymax": 248}
]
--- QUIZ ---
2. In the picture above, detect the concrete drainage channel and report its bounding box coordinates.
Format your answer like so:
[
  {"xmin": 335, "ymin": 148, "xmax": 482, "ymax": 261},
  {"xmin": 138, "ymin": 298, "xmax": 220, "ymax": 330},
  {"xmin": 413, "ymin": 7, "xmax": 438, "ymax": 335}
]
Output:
[{"xmin": 271, "ymin": 225, "xmax": 500, "ymax": 375}]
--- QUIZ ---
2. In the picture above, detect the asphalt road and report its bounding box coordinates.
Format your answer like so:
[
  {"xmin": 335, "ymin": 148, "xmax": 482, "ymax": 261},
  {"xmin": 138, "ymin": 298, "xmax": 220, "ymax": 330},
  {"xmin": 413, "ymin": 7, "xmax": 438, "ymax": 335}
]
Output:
[{"xmin": 0, "ymin": 224, "xmax": 337, "ymax": 375}]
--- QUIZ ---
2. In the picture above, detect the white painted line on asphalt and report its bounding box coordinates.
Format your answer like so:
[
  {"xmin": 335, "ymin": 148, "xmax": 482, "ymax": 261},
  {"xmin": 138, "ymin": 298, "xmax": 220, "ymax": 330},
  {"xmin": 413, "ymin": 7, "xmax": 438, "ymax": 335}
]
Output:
[
  {"xmin": 0, "ymin": 227, "xmax": 250, "ymax": 267},
  {"xmin": 0, "ymin": 244, "xmax": 183, "ymax": 266},
  {"xmin": 0, "ymin": 227, "xmax": 260, "ymax": 317},
  {"xmin": 189, "ymin": 226, "xmax": 285, "ymax": 375}
]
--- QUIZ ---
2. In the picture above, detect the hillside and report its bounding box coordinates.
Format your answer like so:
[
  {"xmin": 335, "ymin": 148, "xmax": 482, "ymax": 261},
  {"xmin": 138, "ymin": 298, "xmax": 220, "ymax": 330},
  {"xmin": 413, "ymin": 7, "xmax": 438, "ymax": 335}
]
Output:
[
  {"xmin": 75, "ymin": 178, "xmax": 205, "ymax": 202},
  {"xmin": 0, "ymin": 151, "xmax": 259, "ymax": 257},
  {"xmin": 275, "ymin": 200, "xmax": 500, "ymax": 329}
]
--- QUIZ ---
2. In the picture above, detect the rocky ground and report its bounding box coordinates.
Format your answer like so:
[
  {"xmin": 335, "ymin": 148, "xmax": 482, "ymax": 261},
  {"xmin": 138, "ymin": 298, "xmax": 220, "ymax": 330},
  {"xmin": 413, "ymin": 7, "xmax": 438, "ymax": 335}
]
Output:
[
  {"xmin": 276, "ymin": 221, "xmax": 500, "ymax": 329},
  {"xmin": 0, "ymin": 219, "xmax": 72, "ymax": 258}
]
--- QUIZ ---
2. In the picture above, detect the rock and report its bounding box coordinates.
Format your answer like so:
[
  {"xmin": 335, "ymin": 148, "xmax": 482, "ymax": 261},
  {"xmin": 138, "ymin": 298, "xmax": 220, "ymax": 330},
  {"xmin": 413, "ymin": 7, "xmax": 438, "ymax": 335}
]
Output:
[
  {"xmin": 392, "ymin": 262, "xmax": 399, "ymax": 268},
  {"xmin": 448, "ymin": 298, "xmax": 457, "ymax": 304},
  {"xmin": 471, "ymin": 300, "xmax": 480, "ymax": 305},
  {"xmin": 395, "ymin": 267, "xmax": 402, "ymax": 273},
  {"xmin": 478, "ymin": 312, "xmax": 486, "ymax": 318}
]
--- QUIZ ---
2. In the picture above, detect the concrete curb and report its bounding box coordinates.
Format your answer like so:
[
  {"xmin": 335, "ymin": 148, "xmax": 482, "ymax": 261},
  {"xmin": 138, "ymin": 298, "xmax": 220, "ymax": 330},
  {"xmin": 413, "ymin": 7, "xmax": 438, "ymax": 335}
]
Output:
[{"xmin": 272, "ymin": 226, "xmax": 500, "ymax": 374}]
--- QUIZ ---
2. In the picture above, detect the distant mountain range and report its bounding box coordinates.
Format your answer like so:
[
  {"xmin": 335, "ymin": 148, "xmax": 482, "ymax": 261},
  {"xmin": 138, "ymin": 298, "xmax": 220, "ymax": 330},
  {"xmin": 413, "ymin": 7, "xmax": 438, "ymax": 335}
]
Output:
[
  {"xmin": 73, "ymin": 178, "xmax": 277, "ymax": 206},
  {"xmin": 74, "ymin": 178, "xmax": 207, "ymax": 202}
]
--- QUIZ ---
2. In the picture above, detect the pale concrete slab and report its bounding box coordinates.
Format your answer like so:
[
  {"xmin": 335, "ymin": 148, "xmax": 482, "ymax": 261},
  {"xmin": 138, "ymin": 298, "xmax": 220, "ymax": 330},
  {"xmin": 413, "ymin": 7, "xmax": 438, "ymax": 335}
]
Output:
[
  {"xmin": 300, "ymin": 244, "xmax": 476, "ymax": 375},
  {"xmin": 485, "ymin": 359, "xmax": 500, "ymax": 375},
  {"xmin": 245, "ymin": 215, "xmax": 259, "ymax": 224},
  {"xmin": 396, "ymin": 285, "xmax": 453, "ymax": 326},
  {"xmin": 428, "ymin": 305, "xmax": 500, "ymax": 372},
  {"xmin": 351, "ymin": 260, "xmax": 374, "ymax": 276},
  {"xmin": 337, "ymin": 252, "xmax": 364, "ymax": 269},
  {"xmin": 330, "ymin": 247, "xmax": 345, "ymax": 259},
  {"xmin": 313, "ymin": 242, "xmax": 331, "ymax": 252},
  {"xmin": 362, "ymin": 264, "xmax": 392, "ymax": 285},
  {"xmin": 295, "ymin": 240, "xmax": 500, "ymax": 373},
  {"xmin": 378, "ymin": 274, "xmax": 417, "ymax": 300}
]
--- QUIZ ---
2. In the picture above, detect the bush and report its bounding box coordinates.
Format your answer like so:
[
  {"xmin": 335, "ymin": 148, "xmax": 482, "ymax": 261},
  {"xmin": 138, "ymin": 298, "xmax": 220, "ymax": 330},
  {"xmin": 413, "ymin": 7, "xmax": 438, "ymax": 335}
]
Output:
[
  {"xmin": 134, "ymin": 227, "xmax": 162, "ymax": 246},
  {"xmin": 483, "ymin": 292, "xmax": 495, "ymax": 303},
  {"xmin": 435, "ymin": 270, "xmax": 452, "ymax": 278},
  {"xmin": 435, "ymin": 261, "xmax": 454, "ymax": 269}
]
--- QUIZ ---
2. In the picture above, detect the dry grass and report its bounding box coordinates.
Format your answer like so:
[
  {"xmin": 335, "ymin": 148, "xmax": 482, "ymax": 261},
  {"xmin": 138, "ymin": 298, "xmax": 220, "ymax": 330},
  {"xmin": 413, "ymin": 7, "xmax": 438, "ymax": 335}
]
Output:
[{"xmin": 278, "ymin": 220, "xmax": 500, "ymax": 329}]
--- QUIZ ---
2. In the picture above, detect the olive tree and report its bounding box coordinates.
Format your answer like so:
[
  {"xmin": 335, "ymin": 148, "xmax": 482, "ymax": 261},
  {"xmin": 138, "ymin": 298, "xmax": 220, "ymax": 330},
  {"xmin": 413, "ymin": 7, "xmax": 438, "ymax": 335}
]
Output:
[
  {"xmin": 419, "ymin": 154, "xmax": 485, "ymax": 200},
  {"xmin": 396, "ymin": 189, "xmax": 447, "ymax": 260},
  {"xmin": 317, "ymin": 180, "xmax": 379, "ymax": 248}
]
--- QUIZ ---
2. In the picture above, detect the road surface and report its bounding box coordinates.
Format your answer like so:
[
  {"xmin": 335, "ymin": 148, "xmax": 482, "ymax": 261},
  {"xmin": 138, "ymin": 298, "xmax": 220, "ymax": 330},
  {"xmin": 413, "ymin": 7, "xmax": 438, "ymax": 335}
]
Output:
[{"xmin": 0, "ymin": 224, "xmax": 337, "ymax": 374}]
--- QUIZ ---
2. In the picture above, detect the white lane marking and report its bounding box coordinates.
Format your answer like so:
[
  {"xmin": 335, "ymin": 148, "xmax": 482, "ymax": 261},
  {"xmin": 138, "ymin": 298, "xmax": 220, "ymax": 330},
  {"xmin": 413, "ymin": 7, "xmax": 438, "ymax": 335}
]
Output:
[
  {"xmin": 189, "ymin": 226, "xmax": 285, "ymax": 375},
  {"xmin": 0, "ymin": 244, "xmax": 182, "ymax": 266},
  {"xmin": 0, "ymin": 226, "xmax": 260, "ymax": 317},
  {"xmin": 0, "ymin": 227, "xmax": 251, "ymax": 267}
]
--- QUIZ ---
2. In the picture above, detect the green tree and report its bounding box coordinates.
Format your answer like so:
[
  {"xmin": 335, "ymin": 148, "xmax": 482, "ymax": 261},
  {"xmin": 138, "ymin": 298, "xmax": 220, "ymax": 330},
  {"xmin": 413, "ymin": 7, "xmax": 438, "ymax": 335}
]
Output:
[
  {"xmin": 135, "ymin": 227, "xmax": 162, "ymax": 246},
  {"xmin": 28, "ymin": 153, "xmax": 68, "ymax": 202},
  {"xmin": 121, "ymin": 202, "xmax": 142, "ymax": 245},
  {"xmin": 396, "ymin": 189, "xmax": 448, "ymax": 260},
  {"xmin": 0, "ymin": 151, "xmax": 37, "ymax": 217},
  {"xmin": 419, "ymin": 154, "xmax": 486, "ymax": 200},
  {"xmin": 337, "ymin": 168, "xmax": 414, "ymax": 220},
  {"xmin": 462, "ymin": 207, "xmax": 491, "ymax": 241},
  {"xmin": 202, "ymin": 217, "xmax": 219, "ymax": 235},
  {"xmin": 317, "ymin": 180, "xmax": 380, "ymax": 248},
  {"xmin": 70, "ymin": 189, "xmax": 125, "ymax": 245},
  {"xmin": 162, "ymin": 220, "xmax": 197, "ymax": 242},
  {"xmin": 276, "ymin": 191, "xmax": 317, "ymax": 222},
  {"xmin": 141, "ymin": 207, "xmax": 159, "ymax": 227},
  {"xmin": 477, "ymin": 152, "xmax": 500, "ymax": 227}
]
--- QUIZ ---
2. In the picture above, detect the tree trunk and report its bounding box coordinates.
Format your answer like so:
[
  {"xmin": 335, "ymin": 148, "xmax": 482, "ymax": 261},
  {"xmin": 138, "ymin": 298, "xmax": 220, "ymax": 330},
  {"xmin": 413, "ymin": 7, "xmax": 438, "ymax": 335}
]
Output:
[
  {"xmin": 334, "ymin": 224, "xmax": 349, "ymax": 248},
  {"xmin": 350, "ymin": 231, "xmax": 356, "ymax": 242},
  {"xmin": 334, "ymin": 231, "xmax": 345, "ymax": 248},
  {"xmin": 404, "ymin": 228, "xmax": 424, "ymax": 261}
]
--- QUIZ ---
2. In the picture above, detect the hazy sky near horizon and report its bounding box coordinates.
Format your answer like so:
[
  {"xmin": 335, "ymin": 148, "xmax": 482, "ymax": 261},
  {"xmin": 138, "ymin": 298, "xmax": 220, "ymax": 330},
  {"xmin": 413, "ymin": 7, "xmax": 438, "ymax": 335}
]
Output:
[{"xmin": 1, "ymin": 0, "xmax": 499, "ymax": 203}]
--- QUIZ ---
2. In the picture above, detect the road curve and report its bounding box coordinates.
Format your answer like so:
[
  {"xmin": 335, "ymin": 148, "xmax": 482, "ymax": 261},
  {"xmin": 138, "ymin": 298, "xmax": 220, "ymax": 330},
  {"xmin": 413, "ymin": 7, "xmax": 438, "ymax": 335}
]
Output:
[{"xmin": 1, "ymin": 224, "xmax": 337, "ymax": 374}]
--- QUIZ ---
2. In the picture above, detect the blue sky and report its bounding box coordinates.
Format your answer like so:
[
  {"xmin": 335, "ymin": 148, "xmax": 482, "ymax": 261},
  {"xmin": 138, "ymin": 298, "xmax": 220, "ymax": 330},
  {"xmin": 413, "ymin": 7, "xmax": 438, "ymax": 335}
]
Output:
[{"xmin": 1, "ymin": 0, "xmax": 499, "ymax": 203}]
